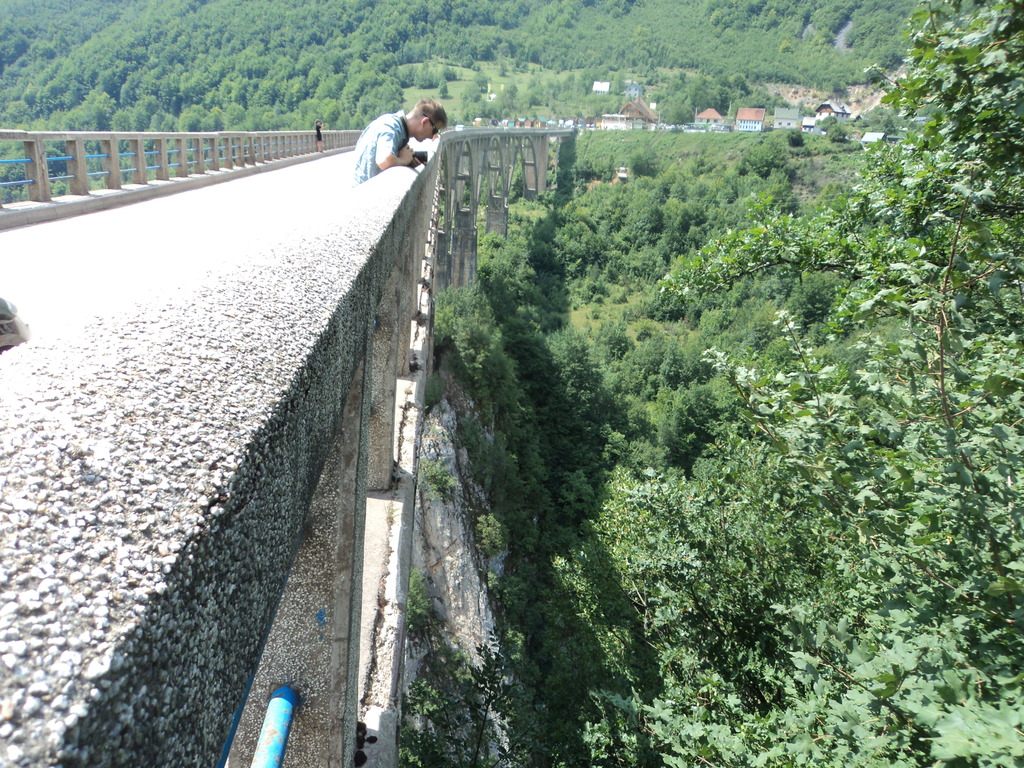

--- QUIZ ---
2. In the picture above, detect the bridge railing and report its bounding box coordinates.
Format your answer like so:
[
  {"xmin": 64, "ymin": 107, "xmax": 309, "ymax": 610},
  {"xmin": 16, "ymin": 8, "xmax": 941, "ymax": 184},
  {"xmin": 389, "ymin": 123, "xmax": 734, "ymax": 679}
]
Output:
[{"xmin": 0, "ymin": 129, "xmax": 360, "ymax": 208}]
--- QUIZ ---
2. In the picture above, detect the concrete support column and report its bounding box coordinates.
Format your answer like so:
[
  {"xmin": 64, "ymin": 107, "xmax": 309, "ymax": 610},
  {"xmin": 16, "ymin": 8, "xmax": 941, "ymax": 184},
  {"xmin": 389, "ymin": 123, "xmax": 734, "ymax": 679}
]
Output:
[
  {"xmin": 522, "ymin": 137, "xmax": 541, "ymax": 201},
  {"xmin": 101, "ymin": 137, "xmax": 121, "ymax": 190},
  {"xmin": 485, "ymin": 192, "xmax": 507, "ymax": 236},
  {"xmin": 66, "ymin": 139, "xmax": 90, "ymax": 196},
  {"xmin": 327, "ymin": 357, "xmax": 373, "ymax": 768},
  {"xmin": 23, "ymin": 139, "xmax": 50, "ymax": 202},
  {"xmin": 434, "ymin": 229, "xmax": 451, "ymax": 292},
  {"xmin": 130, "ymin": 137, "xmax": 147, "ymax": 184},
  {"xmin": 155, "ymin": 137, "xmax": 170, "ymax": 181},
  {"xmin": 192, "ymin": 138, "xmax": 205, "ymax": 174},
  {"xmin": 367, "ymin": 270, "xmax": 403, "ymax": 493},
  {"xmin": 176, "ymin": 137, "xmax": 190, "ymax": 178},
  {"xmin": 358, "ymin": 170, "xmax": 440, "ymax": 768},
  {"xmin": 207, "ymin": 137, "xmax": 220, "ymax": 171},
  {"xmin": 548, "ymin": 136, "xmax": 560, "ymax": 190},
  {"xmin": 367, "ymin": 184, "xmax": 429, "ymax": 491},
  {"xmin": 534, "ymin": 135, "xmax": 550, "ymax": 195},
  {"xmin": 223, "ymin": 137, "xmax": 235, "ymax": 170},
  {"xmin": 483, "ymin": 142, "xmax": 508, "ymax": 237},
  {"xmin": 451, "ymin": 209, "xmax": 477, "ymax": 287}
]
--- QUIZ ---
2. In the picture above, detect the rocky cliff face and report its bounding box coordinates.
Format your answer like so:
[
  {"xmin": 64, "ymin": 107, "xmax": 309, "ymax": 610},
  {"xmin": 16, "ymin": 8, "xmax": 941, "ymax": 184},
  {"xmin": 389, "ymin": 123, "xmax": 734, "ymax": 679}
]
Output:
[
  {"xmin": 410, "ymin": 396, "xmax": 496, "ymax": 664},
  {"xmin": 396, "ymin": 391, "xmax": 516, "ymax": 765}
]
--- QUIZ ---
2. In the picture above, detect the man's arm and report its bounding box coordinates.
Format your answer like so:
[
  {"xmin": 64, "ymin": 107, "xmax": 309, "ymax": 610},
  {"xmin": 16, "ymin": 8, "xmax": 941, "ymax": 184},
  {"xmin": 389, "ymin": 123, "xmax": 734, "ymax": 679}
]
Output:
[{"xmin": 376, "ymin": 143, "xmax": 414, "ymax": 171}]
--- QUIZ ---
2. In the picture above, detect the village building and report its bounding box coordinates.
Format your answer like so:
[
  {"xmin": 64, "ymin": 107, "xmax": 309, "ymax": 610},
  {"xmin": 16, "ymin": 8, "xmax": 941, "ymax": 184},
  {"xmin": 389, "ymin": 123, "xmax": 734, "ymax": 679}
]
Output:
[
  {"xmin": 735, "ymin": 107, "xmax": 767, "ymax": 132},
  {"xmin": 624, "ymin": 81, "xmax": 644, "ymax": 100},
  {"xmin": 815, "ymin": 100, "xmax": 853, "ymax": 121},
  {"xmin": 592, "ymin": 81, "xmax": 611, "ymax": 95},
  {"xmin": 601, "ymin": 98, "xmax": 658, "ymax": 130},
  {"xmin": 773, "ymin": 107, "xmax": 801, "ymax": 130},
  {"xmin": 695, "ymin": 108, "xmax": 725, "ymax": 126},
  {"xmin": 600, "ymin": 114, "xmax": 634, "ymax": 130}
]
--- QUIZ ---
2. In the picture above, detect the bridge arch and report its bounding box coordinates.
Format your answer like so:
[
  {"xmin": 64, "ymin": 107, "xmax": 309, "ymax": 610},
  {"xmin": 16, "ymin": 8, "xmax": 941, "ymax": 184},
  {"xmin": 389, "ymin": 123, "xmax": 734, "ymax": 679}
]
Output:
[{"xmin": 434, "ymin": 127, "xmax": 573, "ymax": 291}]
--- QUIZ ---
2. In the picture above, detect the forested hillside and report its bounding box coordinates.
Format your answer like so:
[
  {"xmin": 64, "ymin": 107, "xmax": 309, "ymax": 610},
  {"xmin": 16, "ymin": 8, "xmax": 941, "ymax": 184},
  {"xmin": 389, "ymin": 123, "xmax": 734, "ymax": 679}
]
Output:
[
  {"xmin": 405, "ymin": 0, "xmax": 1024, "ymax": 766},
  {"xmin": 0, "ymin": 0, "xmax": 913, "ymax": 131}
]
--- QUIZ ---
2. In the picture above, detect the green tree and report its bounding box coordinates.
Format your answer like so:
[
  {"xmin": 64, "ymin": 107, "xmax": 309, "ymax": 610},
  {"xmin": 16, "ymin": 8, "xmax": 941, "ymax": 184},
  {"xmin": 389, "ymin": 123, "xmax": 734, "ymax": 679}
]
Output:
[{"xmin": 654, "ymin": 1, "xmax": 1024, "ymax": 763}]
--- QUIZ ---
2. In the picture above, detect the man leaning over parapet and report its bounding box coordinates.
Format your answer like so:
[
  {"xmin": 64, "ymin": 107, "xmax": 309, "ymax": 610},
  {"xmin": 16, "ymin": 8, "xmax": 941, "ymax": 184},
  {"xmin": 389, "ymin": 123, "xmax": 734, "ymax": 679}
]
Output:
[{"xmin": 353, "ymin": 99, "xmax": 447, "ymax": 185}]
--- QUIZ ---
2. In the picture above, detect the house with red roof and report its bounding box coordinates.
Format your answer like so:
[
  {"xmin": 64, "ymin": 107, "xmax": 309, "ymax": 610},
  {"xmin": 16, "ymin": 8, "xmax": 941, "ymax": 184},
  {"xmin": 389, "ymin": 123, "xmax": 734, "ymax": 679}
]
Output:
[
  {"xmin": 695, "ymin": 108, "xmax": 724, "ymax": 126},
  {"xmin": 735, "ymin": 107, "xmax": 766, "ymax": 132}
]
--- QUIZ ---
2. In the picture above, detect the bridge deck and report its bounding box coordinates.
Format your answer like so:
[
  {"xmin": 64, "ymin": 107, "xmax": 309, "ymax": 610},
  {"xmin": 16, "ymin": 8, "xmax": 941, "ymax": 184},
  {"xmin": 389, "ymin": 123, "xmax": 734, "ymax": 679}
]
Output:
[{"xmin": 1, "ymin": 152, "xmax": 357, "ymax": 345}]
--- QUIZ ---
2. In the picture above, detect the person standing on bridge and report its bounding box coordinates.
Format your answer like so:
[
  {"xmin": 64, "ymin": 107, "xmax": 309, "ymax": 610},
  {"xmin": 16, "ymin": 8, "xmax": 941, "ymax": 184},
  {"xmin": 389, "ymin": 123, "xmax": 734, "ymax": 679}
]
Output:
[
  {"xmin": 315, "ymin": 120, "xmax": 324, "ymax": 152},
  {"xmin": 353, "ymin": 99, "xmax": 447, "ymax": 185}
]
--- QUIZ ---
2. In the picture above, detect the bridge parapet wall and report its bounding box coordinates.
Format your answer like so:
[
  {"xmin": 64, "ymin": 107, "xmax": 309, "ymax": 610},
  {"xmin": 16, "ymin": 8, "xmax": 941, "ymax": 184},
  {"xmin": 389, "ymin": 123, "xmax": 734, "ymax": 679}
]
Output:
[
  {"xmin": 0, "ymin": 160, "xmax": 434, "ymax": 767},
  {"xmin": 0, "ymin": 126, "xmax": 572, "ymax": 767}
]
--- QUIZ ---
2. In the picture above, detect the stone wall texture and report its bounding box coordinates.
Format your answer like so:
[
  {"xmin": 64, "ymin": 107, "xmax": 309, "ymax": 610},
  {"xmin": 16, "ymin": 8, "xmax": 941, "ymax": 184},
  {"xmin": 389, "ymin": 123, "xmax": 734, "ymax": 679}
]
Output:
[{"xmin": 0, "ymin": 163, "xmax": 435, "ymax": 767}]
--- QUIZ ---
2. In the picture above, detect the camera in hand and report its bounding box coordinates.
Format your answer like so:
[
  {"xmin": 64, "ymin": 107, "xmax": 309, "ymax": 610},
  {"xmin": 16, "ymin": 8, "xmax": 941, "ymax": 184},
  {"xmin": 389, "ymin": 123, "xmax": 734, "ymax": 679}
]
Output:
[{"xmin": 412, "ymin": 150, "xmax": 429, "ymax": 164}]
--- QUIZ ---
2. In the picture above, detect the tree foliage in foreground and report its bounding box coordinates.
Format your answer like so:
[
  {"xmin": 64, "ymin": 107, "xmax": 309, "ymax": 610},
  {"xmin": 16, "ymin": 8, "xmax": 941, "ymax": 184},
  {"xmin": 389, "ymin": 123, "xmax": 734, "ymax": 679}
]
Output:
[{"xmin": 642, "ymin": 0, "xmax": 1024, "ymax": 763}]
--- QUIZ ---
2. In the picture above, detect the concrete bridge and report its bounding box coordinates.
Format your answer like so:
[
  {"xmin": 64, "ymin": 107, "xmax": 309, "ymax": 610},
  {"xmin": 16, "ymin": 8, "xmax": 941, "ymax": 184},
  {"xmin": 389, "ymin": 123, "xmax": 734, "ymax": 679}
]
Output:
[{"xmin": 0, "ymin": 126, "xmax": 572, "ymax": 768}]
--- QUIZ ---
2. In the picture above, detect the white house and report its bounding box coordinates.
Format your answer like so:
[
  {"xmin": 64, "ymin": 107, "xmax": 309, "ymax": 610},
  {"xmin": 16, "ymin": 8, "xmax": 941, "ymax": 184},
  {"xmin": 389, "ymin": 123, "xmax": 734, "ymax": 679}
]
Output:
[
  {"xmin": 695, "ymin": 108, "xmax": 725, "ymax": 126},
  {"xmin": 600, "ymin": 114, "xmax": 634, "ymax": 130},
  {"xmin": 592, "ymin": 81, "xmax": 611, "ymax": 95},
  {"xmin": 735, "ymin": 107, "xmax": 766, "ymax": 132},
  {"xmin": 815, "ymin": 100, "xmax": 853, "ymax": 121}
]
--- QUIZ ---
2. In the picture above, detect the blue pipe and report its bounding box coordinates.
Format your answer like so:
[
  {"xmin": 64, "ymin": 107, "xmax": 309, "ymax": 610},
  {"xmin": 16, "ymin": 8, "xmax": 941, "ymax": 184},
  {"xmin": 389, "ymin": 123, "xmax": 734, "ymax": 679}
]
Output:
[{"xmin": 250, "ymin": 686, "xmax": 300, "ymax": 768}]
